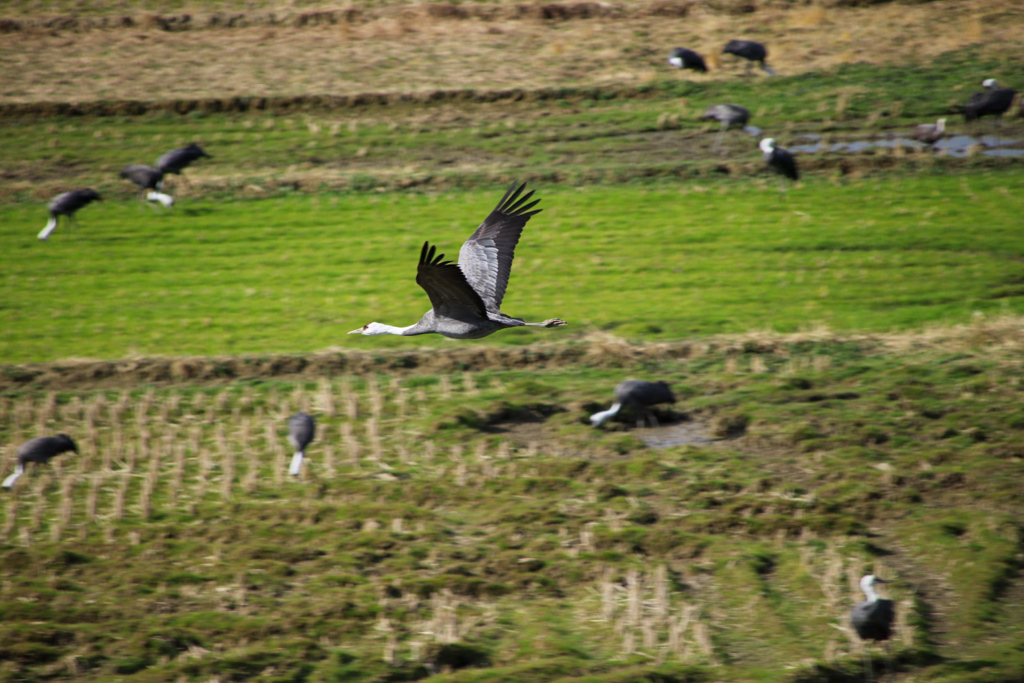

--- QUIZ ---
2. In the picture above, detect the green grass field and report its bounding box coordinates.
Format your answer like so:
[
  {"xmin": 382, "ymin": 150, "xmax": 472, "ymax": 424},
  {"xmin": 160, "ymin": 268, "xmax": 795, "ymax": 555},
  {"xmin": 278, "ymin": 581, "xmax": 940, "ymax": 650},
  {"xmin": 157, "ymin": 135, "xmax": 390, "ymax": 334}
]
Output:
[{"xmin": 3, "ymin": 171, "xmax": 1024, "ymax": 363}]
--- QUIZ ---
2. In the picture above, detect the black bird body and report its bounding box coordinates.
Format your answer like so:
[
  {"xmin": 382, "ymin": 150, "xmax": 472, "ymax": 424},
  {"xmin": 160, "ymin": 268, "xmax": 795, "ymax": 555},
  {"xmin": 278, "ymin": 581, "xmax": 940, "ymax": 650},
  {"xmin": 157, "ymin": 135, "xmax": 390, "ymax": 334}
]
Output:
[
  {"xmin": 121, "ymin": 164, "xmax": 164, "ymax": 190},
  {"xmin": 349, "ymin": 182, "xmax": 566, "ymax": 339},
  {"xmin": 851, "ymin": 598, "xmax": 895, "ymax": 642},
  {"xmin": 287, "ymin": 412, "xmax": 316, "ymax": 476},
  {"xmin": 617, "ymin": 380, "xmax": 676, "ymax": 409},
  {"xmin": 723, "ymin": 39, "xmax": 775, "ymax": 75},
  {"xmin": 760, "ymin": 138, "xmax": 799, "ymax": 181},
  {"xmin": 156, "ymin": 142, "xmax": 211, "ymax": 176},
  {"xmin": 3, "ymin": 434, "xmax": 78, "ymax": 488},
  {"xmin": 39, "ymin": 189, "xmax": 101, "ymax": 240},
  {"xmin": 49, "ymin": 189, "xmax": 101, "ymax": 218},
  {"xmin": 591, "ymin": 380, "xmax": 676, "ymax": 426},
  {"xmin": 668, "ymin": 47, "xmax": 707, "ymax": 73},
  {"xmin": 963, "ymin": 80, "xmax": 1017, "ymax": 122}
]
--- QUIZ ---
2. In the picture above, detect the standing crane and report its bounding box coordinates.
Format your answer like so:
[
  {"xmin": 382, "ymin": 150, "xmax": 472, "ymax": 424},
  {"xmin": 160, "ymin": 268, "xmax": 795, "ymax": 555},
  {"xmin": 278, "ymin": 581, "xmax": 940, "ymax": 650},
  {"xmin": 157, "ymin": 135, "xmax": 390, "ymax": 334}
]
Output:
[
  {"xmin": 38, "ymin": 189, "xmax": 101, "ymax": 240},
  {"xmin": 851, "ymin": 574, "xmax": 896, "ymax": 683},
  {"xmin": 962, "ymin": 79, "xmax": 1017, "ymax": 124},
  {"xmin": 722, "ymin": 40, "xmax": 775, "ymax": 76},
  {"xmin": 156, "ymin": 142, "xmax": 211, "ymax": 187},
  {"xmin": 348, "ymin": 182, "xmax": 567, "ymax": 339},
  {"xmin": 760, "ymin": 138, "xmax": 799, "ymax": 193},
  {"xmin": 702, "ymin": 104, "xmax": 752, "ymax": 148},
  {"xmin": 667, "ymin": 47, "xmax": 707, "ymax": 73},
  {"xmin": 287, "ymin": 412, "xmax": 316, "ymax": 476},
  {"xmin": 2, "ymin": 434, "xmax": 78, "ymax": 489},
  {"xmin": 912, "ymin": 118, "xmax": 946, "ymax": 145},
  {"xmin": 590, "ymin": 380, "xmax": 676, "ymax": 427},
  {"xmin": 120, "ymin": 165, "xmax": 174, "ymax": 208}
]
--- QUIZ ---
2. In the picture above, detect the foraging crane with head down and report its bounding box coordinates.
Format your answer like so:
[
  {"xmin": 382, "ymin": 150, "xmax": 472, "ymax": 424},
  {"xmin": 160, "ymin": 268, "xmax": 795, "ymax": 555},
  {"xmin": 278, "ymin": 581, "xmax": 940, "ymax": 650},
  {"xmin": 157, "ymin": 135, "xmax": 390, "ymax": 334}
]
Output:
[
  {"xmin": 667, "ymin": 47, "xmax": 707, "ymax": 73},
  {"xmin": 723, "ymin": 40, "xmax": 775, "ymax": 76},
  {"xmin": 156, "ymin": 142, "xmax": 211, "ymax": 186},
  {"xmin": 2, "ymin": 434, "xmax": 78, "ymax": 489},
  {"xmin": 590, "ymin": 380, "xmax": 676, "ymax": 427},
  {"xmin": 287, "ymin": 412, "xmax": 316, "ymax": 476},
  {"xmin": 38, "ymin": 189, "xmax": 101, "ymax": 240},
  {"xmin": 349, "ymin": 182, "xmax": 567, "ymax": 339},
  {"xmin": 703, "ymin": 104, "xmax": 753, "ymax": 148}
]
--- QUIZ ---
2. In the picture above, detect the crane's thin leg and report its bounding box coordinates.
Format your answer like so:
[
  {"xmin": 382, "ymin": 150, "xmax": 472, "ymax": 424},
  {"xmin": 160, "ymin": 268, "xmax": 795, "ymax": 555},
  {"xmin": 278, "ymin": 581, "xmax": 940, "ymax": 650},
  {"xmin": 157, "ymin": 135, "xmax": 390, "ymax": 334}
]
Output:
[
  {"xmin": 714, "ymin": 122, "xmax": 726, "ymax": 150},
  {"xmin": 862, "ymin": 646, "xmax": 873, "ymax": 683}
]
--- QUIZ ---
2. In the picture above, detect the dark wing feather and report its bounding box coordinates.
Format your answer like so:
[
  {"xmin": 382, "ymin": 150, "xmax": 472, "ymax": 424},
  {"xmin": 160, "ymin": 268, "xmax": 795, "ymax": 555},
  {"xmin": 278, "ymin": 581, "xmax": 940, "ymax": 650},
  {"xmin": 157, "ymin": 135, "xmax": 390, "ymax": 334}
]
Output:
[
  {"xmin": 416, "ymin": 242, "xmax": 489, "ymax": 320},
  {"xmin": 458, "ymin": 182, "xmax": 542, "ymax": 310}
]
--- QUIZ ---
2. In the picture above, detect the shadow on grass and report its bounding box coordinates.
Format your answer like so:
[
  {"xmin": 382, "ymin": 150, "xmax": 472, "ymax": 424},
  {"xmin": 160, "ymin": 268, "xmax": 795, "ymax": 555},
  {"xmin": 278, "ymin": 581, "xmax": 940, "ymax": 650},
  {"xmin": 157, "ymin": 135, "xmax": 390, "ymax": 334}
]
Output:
[{"xmin": 790, "ymin": 649, "xmax": 945, "ymax": 683}]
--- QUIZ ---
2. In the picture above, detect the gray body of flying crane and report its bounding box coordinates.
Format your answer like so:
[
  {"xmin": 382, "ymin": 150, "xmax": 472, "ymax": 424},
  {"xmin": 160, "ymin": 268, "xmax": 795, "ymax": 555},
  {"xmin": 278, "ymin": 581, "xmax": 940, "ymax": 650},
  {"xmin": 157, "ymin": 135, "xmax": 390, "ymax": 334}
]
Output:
[
  {"xmin": 962, "ymin": 79, "xmax": 1017, "ymax": 123},
  {"xmin": 760, "ymin": 138, "xmax": 800, "ymax": 189},
  {"xmin": 913, "ymin": 118, "xmax": 946, "ymax": 145},
  {"xmin": 723, "ymin": 40, "xmax": 775, "ymax": 76},
  {"xmin": 668, "ymin": 47, "xmax": 707, "ymax": 73},
  {"xmin": 590, "ymin": 380, "xmax": 676, "ymax": 427},
  {"xmin": 120, "ymin": 164, "xmax": 174, "ymax": 207},
  {"xmin": 287, "ymin": 412, "xmax": 316, "ymax": 476},
  {"xmin": 2, "ymin": 434, "xmax": 78, "ymax": 489},
  {"xmin": 39, "ymin": 189, "xmax": 102, "ymax": 240},
  {"xmin": 156, "ymin": 143, "xmax": 211, "ymax": 185},
  {"xmin": 851, "ymin": 574, "xmax": 896, "ymax": 682},
  {"xmin": 349, "ymin": 182, "xmax": 567, "ymax": 339},
  {"xmin": 703, "ymin": 104, "xmax": 753, "ymax": 148}
]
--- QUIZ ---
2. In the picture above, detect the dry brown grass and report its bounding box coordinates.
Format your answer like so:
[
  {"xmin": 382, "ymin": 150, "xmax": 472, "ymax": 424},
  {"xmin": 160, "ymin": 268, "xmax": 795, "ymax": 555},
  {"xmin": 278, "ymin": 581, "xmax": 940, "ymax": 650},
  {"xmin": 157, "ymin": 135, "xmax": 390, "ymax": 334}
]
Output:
[
  {"xmin": 4, "ymin": 314, "xmax": 1024, "ymax": 392},
  {"xmin": 1, "ymin": 0, "xmax": 1021, "ymax": 105}
]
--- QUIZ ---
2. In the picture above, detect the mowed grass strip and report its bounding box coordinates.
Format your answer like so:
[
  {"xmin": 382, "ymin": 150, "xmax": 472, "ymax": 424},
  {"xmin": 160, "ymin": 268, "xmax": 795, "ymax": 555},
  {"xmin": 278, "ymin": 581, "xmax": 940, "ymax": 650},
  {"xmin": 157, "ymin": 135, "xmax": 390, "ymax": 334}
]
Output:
[{"xmin": 2, "ymin": 170, "xmax": 1024, "ymax": 363}]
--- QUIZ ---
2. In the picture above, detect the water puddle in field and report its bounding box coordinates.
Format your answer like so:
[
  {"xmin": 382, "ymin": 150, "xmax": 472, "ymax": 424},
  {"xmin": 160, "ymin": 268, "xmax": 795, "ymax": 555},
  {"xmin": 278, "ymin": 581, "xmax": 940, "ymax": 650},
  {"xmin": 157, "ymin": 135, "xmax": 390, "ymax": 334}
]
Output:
[
  {"xmin": 788, "ymin": 133, "xmax": 1024, "ymax": 157},
  {"xmin": 636, "ymin": 421, "xmax": 719, "ymax": 449}
]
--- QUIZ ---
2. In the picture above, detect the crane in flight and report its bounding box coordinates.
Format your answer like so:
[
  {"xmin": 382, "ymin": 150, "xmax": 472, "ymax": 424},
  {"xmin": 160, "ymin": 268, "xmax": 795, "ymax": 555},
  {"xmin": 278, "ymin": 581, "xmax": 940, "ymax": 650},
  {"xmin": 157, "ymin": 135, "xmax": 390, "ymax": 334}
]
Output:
[{"xmin": 349, "ymin": 182, "xmax": 566, "ymax": 339}]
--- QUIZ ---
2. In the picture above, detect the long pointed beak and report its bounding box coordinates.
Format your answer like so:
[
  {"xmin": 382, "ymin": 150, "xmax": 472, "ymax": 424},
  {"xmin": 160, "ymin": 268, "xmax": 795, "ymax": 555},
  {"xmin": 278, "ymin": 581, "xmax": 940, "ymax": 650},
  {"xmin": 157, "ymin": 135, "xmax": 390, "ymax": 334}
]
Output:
[{"xmin": 347, "ymin": 328, "xmax": 363, "ymax": 335}]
